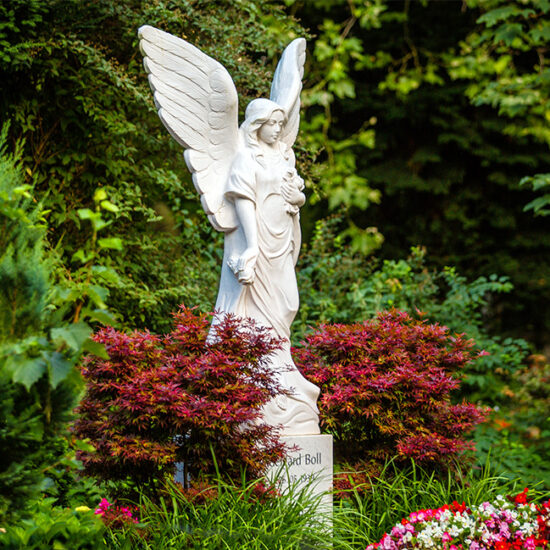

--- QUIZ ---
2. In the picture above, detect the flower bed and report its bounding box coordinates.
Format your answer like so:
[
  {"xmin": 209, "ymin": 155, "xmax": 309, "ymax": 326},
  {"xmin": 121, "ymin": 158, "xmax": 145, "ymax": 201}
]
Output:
[{"xmin": 367, "ymin": 489, "xmax": 550, "ymax": 549}]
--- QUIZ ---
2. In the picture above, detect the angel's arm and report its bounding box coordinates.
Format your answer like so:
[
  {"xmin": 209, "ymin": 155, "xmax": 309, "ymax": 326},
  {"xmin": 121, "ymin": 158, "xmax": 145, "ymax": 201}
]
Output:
[
  {"xmin": 224, "ymin": 152, "xmax": 260, "ymax": 284},
  {"xmin": 281, "ymin": 149, "xmax": 306, "ymax": 208},
  {"xmin": 282, "ymin": 183, "xmax": 305, "ymax": 207},
  {"xmin": 234, "ymin": 198, "xmax": 258, "ymax": 284}
]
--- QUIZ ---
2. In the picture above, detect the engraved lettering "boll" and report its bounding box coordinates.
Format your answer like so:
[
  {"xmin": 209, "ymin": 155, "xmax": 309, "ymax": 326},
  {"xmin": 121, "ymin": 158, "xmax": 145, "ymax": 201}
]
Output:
[{"xmin": 304, "ymin": 452, "xmax": 322, "ymax": 465}]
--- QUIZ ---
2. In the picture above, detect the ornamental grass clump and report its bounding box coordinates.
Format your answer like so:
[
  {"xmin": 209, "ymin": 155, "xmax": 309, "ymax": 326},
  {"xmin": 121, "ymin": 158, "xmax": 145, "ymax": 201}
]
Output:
[
  {"xmin": 73, "ymin": 307, "xmax": 288, "ymax": 494},
  {"xmin": 294, "ymin": 310, "xmax": 487, "ymax": 486},
  {"xmin": 107, "ymin": 476, "xmax": 331, "ymax": 550},
  {"xmin": 366, "ymin": 489, "xmax": 550, "ymax": 549}
]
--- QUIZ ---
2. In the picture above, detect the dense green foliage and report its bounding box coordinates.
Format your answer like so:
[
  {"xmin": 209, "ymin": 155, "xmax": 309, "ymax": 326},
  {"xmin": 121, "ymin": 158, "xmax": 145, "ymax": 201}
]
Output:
[
  {"xmin": 0, "ymin": 130, "xmax": 92, "ymax": 520},
  {"xmin": 296, "ymin": 218, "xmax": 530, "ymax": 404},
  {"xmin": 474, "ymin": 355, "xmax": 550, "ymax": 490},
  {"xmin": 3, "ymin": 463, "xmax": 539, "ymax": 550},
  {"xmin": 293, "ymin": 0, "xmax": 550, "ymax": 347},
  {"xmin": 1, "ymin": 499, "xmax": 105, "ymax": 550},
  {"xmin": 1, "ymin": 0, "xmax": 548, "ymax": 346}
]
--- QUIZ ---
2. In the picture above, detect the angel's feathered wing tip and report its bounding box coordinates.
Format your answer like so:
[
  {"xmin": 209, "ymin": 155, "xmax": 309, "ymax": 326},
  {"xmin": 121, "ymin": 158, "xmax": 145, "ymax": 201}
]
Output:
[
  {"xmin": 137, "ymin": 25, "xmax": 152, "ymax": 39},
  {"xmin": 138, "ymin": 25, "xmax": 159, "ymax": 57},
  {"xmin": 285, "ymin": 37, "xmax": 306, "ymax": 61}
]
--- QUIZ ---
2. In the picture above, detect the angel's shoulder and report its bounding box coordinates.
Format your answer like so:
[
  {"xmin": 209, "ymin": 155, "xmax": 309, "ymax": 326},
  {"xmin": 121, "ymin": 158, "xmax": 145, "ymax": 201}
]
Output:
[{"xmin": 231, "ymin": 147, "xmax": 257, "ymax": 170}]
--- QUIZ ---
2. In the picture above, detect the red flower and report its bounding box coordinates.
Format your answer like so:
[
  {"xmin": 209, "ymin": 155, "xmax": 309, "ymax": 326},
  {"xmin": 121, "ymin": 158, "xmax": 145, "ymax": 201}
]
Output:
[
  {"xmin": 451, "ymin": 501, "xmax": 467, "ymax": 514},
  {"xmin": 513, "ymin": 488, "xmax": 529, "ymax": 505}
]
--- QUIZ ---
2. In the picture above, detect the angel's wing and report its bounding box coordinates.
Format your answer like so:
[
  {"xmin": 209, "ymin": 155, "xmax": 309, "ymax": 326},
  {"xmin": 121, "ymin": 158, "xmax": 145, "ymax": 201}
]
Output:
[
  {"xmin": 138, "ymin": 25, "xmax": 239, "ymax": 232},
  {"xmin": 270, "ymin": 38, "xmax": 306, "ymax": 149}
]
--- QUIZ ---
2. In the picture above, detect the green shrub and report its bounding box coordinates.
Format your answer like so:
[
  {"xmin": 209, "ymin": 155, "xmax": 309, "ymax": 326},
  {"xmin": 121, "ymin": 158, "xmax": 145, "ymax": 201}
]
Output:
[
  {"xmin": 514, "ymin": 357, "xmax": 550, "ymax": 463},
  {"xmin": 0, "ymin": 498, "xmax": 106, "ymax": 550},
  {"xmin": 0, "ymin": 126, "xmax": 99, "ymax": 520},
  {"xmin": 473, "ymin": 356, "xmax": 550, "ymax": 490}
]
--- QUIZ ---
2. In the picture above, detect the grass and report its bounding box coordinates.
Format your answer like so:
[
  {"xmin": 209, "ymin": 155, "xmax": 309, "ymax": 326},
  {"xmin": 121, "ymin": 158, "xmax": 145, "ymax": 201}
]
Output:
[
  {"xmin": 3, "ymin": 458, "xmax": 547, "ymax": 549},
  {"xmin": 107, "ymin": 474, "xmax": 331, "ymax": 549},
  {"xmin": 102, "ymin": 459, "xmax": 550, "ymax": 550}
]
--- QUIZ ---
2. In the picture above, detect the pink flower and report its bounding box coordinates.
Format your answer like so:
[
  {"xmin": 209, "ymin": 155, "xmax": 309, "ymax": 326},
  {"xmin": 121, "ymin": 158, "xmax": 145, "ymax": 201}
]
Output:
[
  {"xmin": 380, "ymin": 534, "xmax": 397, "ymax": 549},
  {"xmin": 94, "ymin": 498, "xmax": 111, "ymax": 515}
]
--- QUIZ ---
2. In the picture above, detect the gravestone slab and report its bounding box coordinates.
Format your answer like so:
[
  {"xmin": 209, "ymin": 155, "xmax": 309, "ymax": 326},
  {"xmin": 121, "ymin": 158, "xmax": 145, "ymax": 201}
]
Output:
[{"xmin": 269, "ymin": 433, "xmax": 333, "ymax": 512}]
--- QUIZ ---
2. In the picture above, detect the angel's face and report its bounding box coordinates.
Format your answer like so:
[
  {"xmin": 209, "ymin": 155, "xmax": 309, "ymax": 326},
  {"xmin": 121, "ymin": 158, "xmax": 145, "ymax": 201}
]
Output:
[{"xmin": 258, "ymin": 110, "xmax": 284, "ymax": 145}]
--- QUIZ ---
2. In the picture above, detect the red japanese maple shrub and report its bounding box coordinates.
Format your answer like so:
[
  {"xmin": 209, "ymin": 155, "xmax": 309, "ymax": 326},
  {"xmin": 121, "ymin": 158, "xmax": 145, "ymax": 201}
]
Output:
[
  {"xmin": 73, "ymin": 307, "xmax": 287, "ymax": 493},
  {"xmin": 294, "ymin": 310, "xmax": 487, "ymax": 476}
]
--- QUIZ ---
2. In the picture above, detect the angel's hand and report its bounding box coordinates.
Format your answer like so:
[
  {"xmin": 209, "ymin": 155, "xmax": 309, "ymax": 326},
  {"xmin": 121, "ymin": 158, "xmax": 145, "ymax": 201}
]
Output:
[
  {"xmin": 228, "ymin": 247, "xmax": 259, "ymax": 285},
  {"xmin": 281, "ymin": 180, "xmax": 306, "ymax": 207},
  {"xmin": 237, "ymin": 246, "xmax": 259, "ymax": 272},
  {"xmin": 237, "ymin": 266, "xmax": 256, "ymax": 285}
]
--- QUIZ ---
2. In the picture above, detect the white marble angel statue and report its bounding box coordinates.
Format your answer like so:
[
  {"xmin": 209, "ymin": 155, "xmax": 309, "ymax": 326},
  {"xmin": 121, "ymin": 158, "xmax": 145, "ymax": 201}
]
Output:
[{"xmin": 138, "ymin": 26, "xmax": 320, "ymax": 436}]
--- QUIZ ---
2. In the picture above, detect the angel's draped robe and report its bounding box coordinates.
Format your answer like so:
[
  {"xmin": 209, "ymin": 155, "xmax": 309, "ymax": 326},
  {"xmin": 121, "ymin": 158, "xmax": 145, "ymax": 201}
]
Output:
[{"xmin": 215, "ymin": 144, "xmax": 320, "ymax": 436}]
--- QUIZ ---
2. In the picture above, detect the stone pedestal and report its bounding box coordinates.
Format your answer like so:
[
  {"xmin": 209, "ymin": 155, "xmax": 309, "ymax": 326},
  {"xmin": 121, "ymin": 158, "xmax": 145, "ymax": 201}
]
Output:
[{"xmin": 268, "ymin": 434, "xmax": 333, "ymax": 512}]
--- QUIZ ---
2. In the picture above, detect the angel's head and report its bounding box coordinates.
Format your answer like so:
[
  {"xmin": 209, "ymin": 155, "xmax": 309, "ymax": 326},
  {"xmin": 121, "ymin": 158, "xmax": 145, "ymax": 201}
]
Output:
[{"xmin": 241, "ymin": 98, "xmax": 286, "ymax": 149}]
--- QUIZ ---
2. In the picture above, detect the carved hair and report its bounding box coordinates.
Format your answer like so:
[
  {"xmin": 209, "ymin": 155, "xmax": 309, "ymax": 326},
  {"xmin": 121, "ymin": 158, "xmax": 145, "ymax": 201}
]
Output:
[{"xmin": 240, "ymin": 98, "xmax": 286, "ymax": 157}]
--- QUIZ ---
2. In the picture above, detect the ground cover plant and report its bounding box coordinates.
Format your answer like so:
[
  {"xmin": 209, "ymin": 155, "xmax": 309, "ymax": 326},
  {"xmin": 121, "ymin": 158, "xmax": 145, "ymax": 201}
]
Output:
[{"xmin": 0, "ymin": 498, "xmax": 106, "ymax": 550}]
